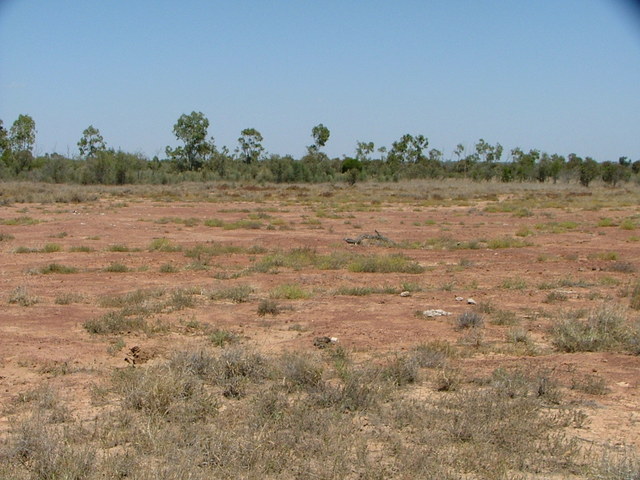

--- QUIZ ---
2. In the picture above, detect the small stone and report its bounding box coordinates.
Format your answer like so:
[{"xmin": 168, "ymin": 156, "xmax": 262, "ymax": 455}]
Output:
[
  {"xmin": 467, "ymin": 298, "xmax": 477, "ymax": 305},
  {"xmin": 400, "ymin": 291, "xmax": 411, "ymax": 297},
  {"xmin": 455, "ymin": 296, "xmax": 464, "ymax": 302}
]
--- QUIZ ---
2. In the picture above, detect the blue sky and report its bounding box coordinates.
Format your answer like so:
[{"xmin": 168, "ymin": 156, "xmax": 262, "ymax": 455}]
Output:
[{"xmin": 1, "ymin": 0, "xmax": 639, "ymax": 161}]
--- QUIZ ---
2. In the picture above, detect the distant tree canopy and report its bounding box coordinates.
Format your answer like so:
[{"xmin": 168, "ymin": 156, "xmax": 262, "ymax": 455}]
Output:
[{"xmin": 0, "ymin": 112, "xmax": 638, "ymax": 187}]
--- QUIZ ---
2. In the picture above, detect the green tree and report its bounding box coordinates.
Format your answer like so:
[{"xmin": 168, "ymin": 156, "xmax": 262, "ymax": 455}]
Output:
[
  {"xmin": 601, "ymin": 160, "xmax": 628, "ymax": 187},
  {"xmin": 355, "ymin": 141, "xmax": 375, "ymax": 162},
  {"xmin": 165, "ymin": 111, "xmax": 213, "ymax": 171},
  {"xmin": 0, "ymin": 120, "xmax": 8, "ymax": 154},
  {"xmin": 341, "ymin": 157, "xmax": 362, "ymax": 185},
  {"xmin": 309, "ymin": 124, "xmax": 330, "ymax": 153},
  {"xmin": 388, "ymin": 134, "xmax": 429, "ymax": 164},
  {"xmin": 579, "ymin": 157, "xmax": 599, "ymax": 187},
  {"xmin": 237, "ymin": 128, "xmax": 264, "ymax": 164},
  {"xmin": 9, "ymin": 114, "xmax": 36, "ymax": 153},
  {"xmin": 77, "ymin": 125, "xmax": 106, "ymax": 158}
]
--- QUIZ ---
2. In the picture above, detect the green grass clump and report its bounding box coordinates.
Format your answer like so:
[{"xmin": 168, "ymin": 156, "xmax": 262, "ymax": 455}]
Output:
[
  {"xmin": 38, "ymin": 263, "xmax": 78, "ymax": 274},
  {"xmin": 0, "ymin": 232, "xmax": 15, "ymax": 241},
  {"xmin": 269, "ymin": 283, "xmax": 311, "ymax": 300},
  {"xmin": 347, "ymin": 253, "xmax": 424, "ymax": 274},
  {"xmin": 487, "ymin": 237, "xmax": 533, "ymax": 249},
  {"xmin": 106, "ymin": 244, "xmax": 132, "ymax": 252},
  {"xmin": 83, "ymin": 311, "xmax": 147, "ymax": 334},
  {"xmin": 619, "ymin": 218, "xmax": 637, "ymax": 230},
  {"xmin": 597, "ymin": 217, "xmax": 617, "ymax": 227},
  {"xmin": 1, "ymin": 216, "xmax": 40, "ymax": 225},
  {"xmin": 209, "ymin": 285, "xmax": 254, "ymax": 303},
  {"xmin": 42, "ymin": 243, "xmax": 62, "ymax": 253},
  {"xmin": 209, "ymin": 329, "xmax": 239, "ymax": 347},
  {"xmin": 69, "ymin": 245, "xmax": 94, "ymax": 253},
  {"xmin": 501, "ymin": 278, "xmax": 527, "ymax": 290},
  {"xmin": 159, "ymin": 263, "xmax": 179, "ymax": 273},
  {"xmin": 103, "ymin": 262, "xmax": 129, "ymax": 273},
  {"xmin": 149, "ymin": 237, "xmax": 181, "ymax": 252}
]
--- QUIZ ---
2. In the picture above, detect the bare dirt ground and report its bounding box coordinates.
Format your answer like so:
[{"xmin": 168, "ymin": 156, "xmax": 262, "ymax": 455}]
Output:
[{"xmin": 0, "ymin": 181, "xmax": 639, "ymax": 458}]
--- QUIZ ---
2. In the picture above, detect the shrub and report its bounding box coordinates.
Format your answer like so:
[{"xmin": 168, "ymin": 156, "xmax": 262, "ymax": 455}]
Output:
[
  {"xmin": 209, "ymin": 329, "xmax": 239, "ymax": 347},
  {"xmin": 8, "ymin": 286, "xmax": 38, "ymax": 306},
  {"xmin": 348, "ymin": 253, "xmax": 424, "ymax": 274},
  {"xmin": 149, "ymin": 237, "xmax": 181, "ymax": 252},
  {"xmin": 83, "ymin": 311, "xmax": 147, "ymax": 335},
  {"xmin": 551, "ymin": 305, "xmax": 633, "ymax": 353},
  {"xmin": 257, "ymin": 299, "xmax": 280, "ymax": 316},
  {"xmin": 38, "ymin": 263, "xmax": 78, "ymax": 274},
  {"xmin": 210, "ymin": 285, "xmax": 254, "ymax": 303},
  {"xmin": 104, "ymin": 262, "xmax": 128, "ymax": 273},
  {"xmin": 456, "ymin": 311, "xmax": 484, "ymax": 330}
]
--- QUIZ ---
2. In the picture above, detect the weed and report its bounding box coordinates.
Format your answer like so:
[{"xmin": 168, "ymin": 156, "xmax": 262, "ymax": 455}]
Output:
[
  {"xmin": 608, "ymin": 261, "xmax": 636, "ymax": 273},
  {"xmin": 83, "ymin": 311, "xmax": 147, "ymax": 335},
  {"xmin": 104, "ymin": 262, "xmax": 129, "ymax": 273},
  {"xmin": 456, "ymin": 311, "xmax": 484, "ymax": 329},
  {"xmin": 544, "ymin": 291, "xmax": 569, "ymax": 303},
  {"xmin": 551, "ymin": 305, "xmax": 634, "ymax": 353},
  {"xmin": 597, "ymin": 217, "xmax": 616, "ymax": 227},
  {"xmin": 1, "ymin": 216, "xmax": 39, "ymax": 225},
  {"xmin": 159, "ymin": 263, "xmax": 178, "ymax": 273},
  {"xmin": 269, "ymin": 283, "xmax": 311, "ymax": 300},
  {"xmin": 209, "ymin": 329, "xmax": 239, "ymax": 347},
  {"xmin": 348, "ymin": 253, "xmax": 424, "ymax": 274},
  {"xmin": 8, "ymin": 286, "xmax": 38, "ymax": 306},
  {"xmin": 630, "ymin": 282, "xmax": 640, "ymax": 310},
  {"xmin": 487, "ymin": 237, "xmax": 532, "ymax": 249},
  {"xmin": 501, "ymin": 277, "xmax": 527, "ymax": 289},
  {"xmin": 54, "ymin": 292, "xmax": 84, "ymax": 304},
  {"xmin": 149, "ymin": 237, "xmax": 181, "ymax": 252},
  {"xmin": 69, "ymin": 245, "xmax": 94, "ymax": 252},
  {"xmin": 0, "ymin": 232, "xmax": 15, "ymax": 241},
  {"xmin": 571, "ymin": 373, "xmax": 609, "ymax": 395},
  {"xmin": 491, "ymin": 309, "xmax": 519, "ymax": 325},
  {"xmin": 279, "ymin": 352, "xmax": 323, "ymax": 392},
  {"xmin": 42, "ymin": 243, "xmax": 62, "ymax": 253},
  {"xmin": 38, "ymin": 263, "xmax": 78, "ymax": 274},
  {"xmin": 210, "ymin": 285, "xmax": 254, "ymax": 303},
  {"xmin": 620, "ymin": 218, "xmax": 637, "ymax": 230},
  {"xmin": 257, "ymin": 299, "xmax": 280, "ymax": 316},
  {"xmin": 107, "ymin": 244, "xmax": 132, "ymax": 252}
]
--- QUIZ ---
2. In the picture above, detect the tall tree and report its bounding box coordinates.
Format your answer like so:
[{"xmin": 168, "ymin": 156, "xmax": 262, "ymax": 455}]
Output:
[
  {"xmin": 388, "ymin": 134, "xmax": 429, "ymax": 164},
  {"xmin": 237, "ymin": 128, "xmax": 264, "ymax": 164},
  {"xmin": 77, "ymin": 125, "xmax": 106, "ymax": 158},
  {"xmin": 355, "ymin": 141, "xmax": 375, "ymax": 162},
  {"xmin": 309, "ymin": 124, "xmax": 330, "ymax": 153},
  {"xmin": 9, "ymin": 114, "xmax": 36, "ymax": 153},
  {"xmin": 165, "ymin": 111, "xmax": 212, "ymax": 171}
]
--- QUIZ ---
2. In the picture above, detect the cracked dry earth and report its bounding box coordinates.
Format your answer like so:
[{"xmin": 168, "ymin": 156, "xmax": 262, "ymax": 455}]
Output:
[{"xmin": 0, "ymin": 183, "xmax": 638, "ymax": 457}]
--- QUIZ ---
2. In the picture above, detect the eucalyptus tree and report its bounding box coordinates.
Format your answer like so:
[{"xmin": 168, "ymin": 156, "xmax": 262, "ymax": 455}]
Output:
[
  {"xmin": 77, "ymin": 125, "xmax": 106, "ymax": 158},
  {"xmin": 165, "ymin": 111, "xmax": 213, "ymax": 171},
  {"xmin": 237, "ymin": 128, "xmax": 264, "ymax": 164}
]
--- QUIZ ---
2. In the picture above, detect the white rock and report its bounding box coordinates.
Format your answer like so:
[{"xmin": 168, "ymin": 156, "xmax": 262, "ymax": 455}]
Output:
[
  {"xmin": 455, "ymin": 296, "xmax": 464, "ymax": 301},
  {"xmin": 400, "ymin": 291, "xmax": 411, "ymax": 297},
  {"xmin": 422, "ymin": 309, "xmax": 451, "ymax": 317},
  {"xmin": 467, "ymin": 298, "xmax": 477, "ymax": 305}
]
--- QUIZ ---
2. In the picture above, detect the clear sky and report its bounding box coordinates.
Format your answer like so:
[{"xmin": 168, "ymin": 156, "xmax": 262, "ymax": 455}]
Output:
[{"xmin": 1, "ymin": 0, "xmax": 640, "ymax": 161}]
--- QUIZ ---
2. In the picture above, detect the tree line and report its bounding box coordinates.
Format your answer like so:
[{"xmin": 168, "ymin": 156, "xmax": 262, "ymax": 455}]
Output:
[{"xmin": 1, "ymin": 112, "xmax": 638, "ymax": 187}]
